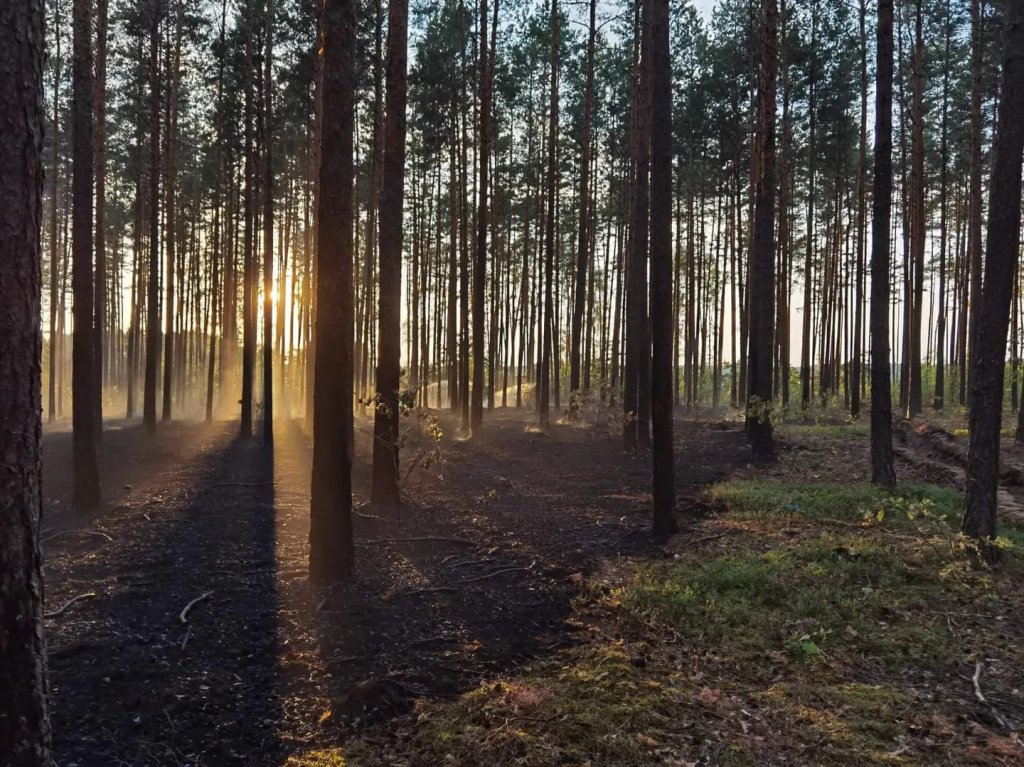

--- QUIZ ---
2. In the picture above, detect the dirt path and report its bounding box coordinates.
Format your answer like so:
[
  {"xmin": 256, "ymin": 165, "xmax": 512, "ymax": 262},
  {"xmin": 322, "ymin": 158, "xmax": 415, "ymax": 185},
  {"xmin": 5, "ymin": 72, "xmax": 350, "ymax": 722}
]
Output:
[
  {"xmin": 41, "ymin": 409, "xmax": 747, "ymax": 765},
  {"xmin": 894, "ymin": 420, "xmax": 1024, "ymax": 524}
]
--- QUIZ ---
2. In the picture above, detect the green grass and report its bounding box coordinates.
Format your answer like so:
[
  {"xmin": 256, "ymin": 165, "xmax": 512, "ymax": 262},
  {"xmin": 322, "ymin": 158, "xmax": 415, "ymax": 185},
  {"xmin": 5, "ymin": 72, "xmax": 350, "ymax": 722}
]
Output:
[
  {"xmin": 778, "ymin": 422, "xmax": 871, "ymax": 438},
  {"xmin": 620, "ymin": 532, "xmax": 954, "ymax": 666},
  {"xmin": 706, "ymin": 479, "xmax": 964, "ymax": 527}
]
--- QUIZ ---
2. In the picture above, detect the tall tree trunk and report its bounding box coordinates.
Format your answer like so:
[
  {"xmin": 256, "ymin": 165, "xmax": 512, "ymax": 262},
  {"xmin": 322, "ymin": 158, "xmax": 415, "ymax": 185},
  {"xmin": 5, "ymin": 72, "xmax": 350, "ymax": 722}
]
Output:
[
  {"xmin": 71, "ymin": 0, "xmax": 99, "ymax": 508},
  {"xmin": 624, "ymin": 1, "xmax": 651, "ymax": 450},
  {"xmin": 962, "ymin": 3, "xmax": 1024, "ymax": 559},
  {"xmin": 934, "ymin": 4, "xmax": 951, "ymax": 410},
  {"xmin": 240, "ymin": 0, "xmax": 256, "ymax": 438},
  {"xmin": 800, "ymin": 9, "xmax": 816, "ymax": 410},
  {"xmin": 447, "ymin": 123, "xmax": 458, "ymax": 410},
  {"xmin": 907, "ymin": 0, "xmax": 925, "ymax": 417},
  {"xmin": 371, "ymin": 0, "xmax": 407, "ymax": 511},
  {"xmin": 310, "ymin": 0, "xmax": 355, "ymax": 584},
  {"xmin": 851, "ymin": 0, "xmax": 868, "ymax": 418},
  {"xmin": 142, "ymin": 0, "xmax": 161, "ymax": 433},
  {"xmin": 206, "ymin": 0, "xmax": 227, "ymax": 423},
  {"xmin": 93, "ymin": 0, "xmax": 108, "ymax": 435},
  {"xmin": 871, "ymin": 0, "xmax": 897, "ymax": 488},
  {"xmin": 539, "ymin": 0, "xmax": 558, "ymax": 428},
  {"xmin": 650, "ymin": 0, "xmax": 676, "ymax": 537},
  {"xmin": 0, "ymin": 0, "xmax": 50, "ymax": 758},
  {"xmin": 470, "ymin": 0, "xmax": 493, "ymax": 435},
  {"xmin": 262, "ymin": 0, "xmax": 274, "ymax": 443},
  {"xmin": 966, "ymin": 0, "xmax": 984, "ymax": 408},
  {"xmin": 48, "ymin": 0, "xmax": 61, "ymax": 425},
  {"xmin": 162, "ymin": 2, "xmax": 181, "ymax": 423},
  {"xmin": 747, "ymin": 0, "xmax": 777, "ymax": 457},
  {"xmin": 570, "ymin": 0, "xmax": 596, "ymax": 399}
]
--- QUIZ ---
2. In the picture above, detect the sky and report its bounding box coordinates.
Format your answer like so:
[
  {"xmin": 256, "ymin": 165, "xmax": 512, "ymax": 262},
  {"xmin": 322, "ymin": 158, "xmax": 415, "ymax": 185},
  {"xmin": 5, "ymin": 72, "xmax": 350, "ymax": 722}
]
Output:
[{"xmin": 693, "ymin": 0, "xmax": 716, "ymax": 22}]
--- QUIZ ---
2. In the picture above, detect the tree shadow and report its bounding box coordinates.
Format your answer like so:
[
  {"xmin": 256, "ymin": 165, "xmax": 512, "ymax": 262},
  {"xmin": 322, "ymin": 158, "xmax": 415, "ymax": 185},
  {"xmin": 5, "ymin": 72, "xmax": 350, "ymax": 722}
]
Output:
[{"xmin": 45, "ymin": 424, "xmax": 286, "ymax": 765}]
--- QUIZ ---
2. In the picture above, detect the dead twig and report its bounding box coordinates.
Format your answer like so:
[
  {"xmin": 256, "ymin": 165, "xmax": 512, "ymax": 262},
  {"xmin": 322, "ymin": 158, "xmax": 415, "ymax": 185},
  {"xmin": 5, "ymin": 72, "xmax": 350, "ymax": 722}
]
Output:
[
  {"xmin": 358, "ymin": 536, "xmax": 475, "ymax": 547},
  {"xmin": 179, "ymin": 591, "xmax": 213, "ymax": 624},
  {"xmin": 399, "ymin": 585, "xmax": 461, "ymax": 597},
  {"xmin": 447, "ymin": 557, "xmax": 499, "ymax": 570},
  {"xmin": 44, "ymin": 592, "xmax": 97, "ymax": 619},
  {"xmin": 456, "ymin": 561, "xmax": 535, "ymax": 584},
  {"xmin": 353, "ymin": 510, "xmax": 395, "ymax": 522},
  {"xmin": 973, "ymin": 661, "xmax": 1013, "ymax": 731},
  {"xmin": 41, "ymin": 528, "xmax": 113, "ymax": 544},
  {"xmin": 690, "ymin": 530, "xmax": 740, "ymax": 545}
]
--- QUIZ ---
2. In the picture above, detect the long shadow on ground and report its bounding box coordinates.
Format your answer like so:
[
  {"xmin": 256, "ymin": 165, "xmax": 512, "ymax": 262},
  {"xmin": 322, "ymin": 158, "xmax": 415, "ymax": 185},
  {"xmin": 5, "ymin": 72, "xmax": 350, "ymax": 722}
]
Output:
[{"xmin": 46, "ymin": 425, "xmax": 286, "ymax": 765}]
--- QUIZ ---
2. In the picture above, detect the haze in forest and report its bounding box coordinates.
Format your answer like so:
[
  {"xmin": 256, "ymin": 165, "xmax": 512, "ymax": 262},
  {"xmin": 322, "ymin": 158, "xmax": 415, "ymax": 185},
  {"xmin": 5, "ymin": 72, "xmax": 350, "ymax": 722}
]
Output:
[{"xmin": 5, "ymin": 0, "xmax": 1024, "ymax": 765}]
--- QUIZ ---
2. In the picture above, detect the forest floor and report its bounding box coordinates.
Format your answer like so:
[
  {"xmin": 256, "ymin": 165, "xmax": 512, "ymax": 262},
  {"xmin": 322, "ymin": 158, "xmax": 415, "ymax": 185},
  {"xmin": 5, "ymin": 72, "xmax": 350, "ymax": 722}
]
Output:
[{"xmin": 40, "ymin": 406, "xmax": 1024, "ymax": 766}]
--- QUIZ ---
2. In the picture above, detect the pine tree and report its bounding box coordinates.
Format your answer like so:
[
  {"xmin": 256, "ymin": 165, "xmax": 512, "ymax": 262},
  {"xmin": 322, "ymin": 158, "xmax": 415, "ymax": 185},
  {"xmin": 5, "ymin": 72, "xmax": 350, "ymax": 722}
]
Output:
[
  {"xmin": 0, "ymin": 0, "xmax": 51, "ymax": 758},
  {"xmin": 71, "ymin": 0, "xmax": 100, "ymax": 507},
  {"xmin": 371, "ymin": 0, "xmax": 408, "ymax": 511},
  {"xmin": 650, "ymin": 0, "xmax": 677, "ymax": 536},
  {"xmin": 871, "ymin": 0, "xmax": 897, "ymax": 488},
  {"xmin": 962, "ymin": 0, "xmax": 1024, "ymax": 560},
  {"xmin": 310, "ymin": 0, "xmax": 356, "ymax": 584}
]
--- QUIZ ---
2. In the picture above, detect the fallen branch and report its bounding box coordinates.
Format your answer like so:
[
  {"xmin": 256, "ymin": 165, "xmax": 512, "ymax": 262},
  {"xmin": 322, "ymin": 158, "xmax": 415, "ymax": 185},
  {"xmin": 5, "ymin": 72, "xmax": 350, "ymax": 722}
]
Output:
[
  {"xmin": 456, "ymin": 562, "xmax": 535, "ymax": 585},
  {"xmin": 353, "ymin": 509, "xmax": 396, "ymax": 522},
  {"xmin": 179, "ymin": 591, "xmax": 213, "ymax": 624},
  {"xmin": 690, "ymin": 530, "xmax": 741, "ymax": 545},
  {"xmin": 447, "ymin": 558, "xmax": 499, "ymax": 570},
  {"xmin": 398, "ymin": 585, "xmax": 461, "ymax": 597},
  {"xmin": 973, "ymin": 661, "xmax": 1013, "ymax": 731},
  {"xmin": 41, "ymin": 529, "xmax": 113, "ymax": 544},
  {"xmin": 358, "ymin": 536, "xmax": 475, "ymax": 547},
  {"xmin": 215, "ymin": 482, "xmax": 276, "ymax": 488},
  {"xmin": 44, "ymin": 592, "xmax": 97, "ymax": 619}
]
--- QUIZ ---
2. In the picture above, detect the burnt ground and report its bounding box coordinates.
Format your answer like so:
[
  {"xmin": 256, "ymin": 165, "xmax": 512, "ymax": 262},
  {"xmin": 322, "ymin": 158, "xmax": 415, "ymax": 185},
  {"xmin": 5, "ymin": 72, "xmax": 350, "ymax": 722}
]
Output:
[{"xmin": 40, "ymin": 407, "xmax": 748, "ymax": 766}]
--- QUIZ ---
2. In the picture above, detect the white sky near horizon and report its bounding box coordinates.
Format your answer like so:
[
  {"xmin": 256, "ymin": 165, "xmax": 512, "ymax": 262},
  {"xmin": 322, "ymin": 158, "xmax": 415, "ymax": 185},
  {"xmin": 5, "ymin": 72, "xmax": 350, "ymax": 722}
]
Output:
[{"xmin": 693, "ymin": 0, "xmax": 717, "ymax": 22}]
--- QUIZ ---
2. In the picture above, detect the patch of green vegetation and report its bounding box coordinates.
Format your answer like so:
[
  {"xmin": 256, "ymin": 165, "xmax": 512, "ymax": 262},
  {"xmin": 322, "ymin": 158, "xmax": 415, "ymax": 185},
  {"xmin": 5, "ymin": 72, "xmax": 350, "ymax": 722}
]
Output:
[
  {"xmin": 759, "ymin": 682, "xmax": 918, "ymax": 765},
  {"xmin": 708, "ymin": 479, "xmax": 1024, "ymax": 541},
  {"xmin": 706, "ymin": 479, "xmax": 964, "ymax": 528},
  {"xmin": 285, "ymin": 749, "xmax": 348, "ymax": 767},
  {"xmin": 779, "ymin": 422, "xmax": 870, "ymax": 439},
  {"xmin": 391, "ymin": 642, "xmax": 747, "ymax": 767},
  {"xmin": 620, "ymin": 533, "xmax": 954, "ymax": 666}
]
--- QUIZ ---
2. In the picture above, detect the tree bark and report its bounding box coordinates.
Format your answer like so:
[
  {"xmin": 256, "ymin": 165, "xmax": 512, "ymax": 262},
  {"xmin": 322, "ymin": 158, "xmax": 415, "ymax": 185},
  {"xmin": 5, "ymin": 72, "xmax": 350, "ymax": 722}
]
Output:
[
  {"xmin": 570, "ymin": 0, "xmax": 596, "ymax": 399},
  {"xmin": 539, "ymin": 0, "xmax": 558, "ymax": 428},
  {"xmin": 470, "ymin": 0, "xmax": 493, "ymax": 435},
  {"xmin": 93, "ymin": 0, "xmax": 108, "ymax": 435},
  {"xmin": 962, "ymin": 2, "xmax": 1024, "ymax": 558},
  {"xmin": 143, "ymin": 0, "xmax": 162, "ymax": 434},
  {"xmin": 0, "ymin": 0, "xmax": 50, "ymax": 759},
  {"xmin": 966, "ymin": 0, "xmax": 984, "ymax": 409},
  {"xmin": 371, "ymin": 0, "xmax": 407, "ymax": 511},
  {"xmin": 870, "ymin": 0, "xmax": 897, "ymax": 488},
  {"xmin": 71, "ymin": 0, "xmax": 100, "ymax": 508},
  {"xmin": 746, "ymin": 0, "xmax": 777, "ymax": 457},
  {"xmin": 262, "ymin": 0, "xmax": 274, "ymax": 443},
  {"xmin": 310, "ymin": 0, "xmax": 356, "ymax": 584},
  {"xmin": 650, "ymin": 0, "xmax": 676, "ymax": 537},
  {"xmin": 624, "ymin": 1, "xmax": 651, "ymax": 450}
]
